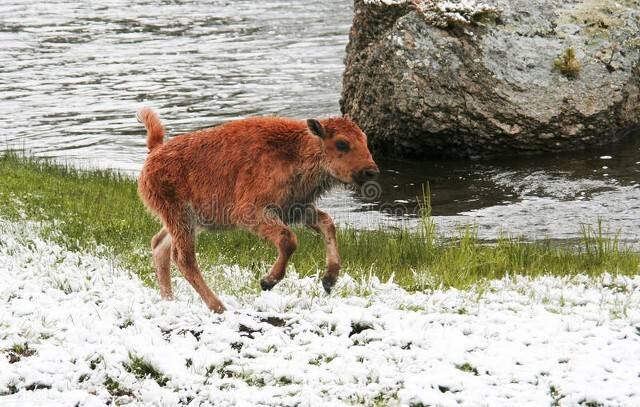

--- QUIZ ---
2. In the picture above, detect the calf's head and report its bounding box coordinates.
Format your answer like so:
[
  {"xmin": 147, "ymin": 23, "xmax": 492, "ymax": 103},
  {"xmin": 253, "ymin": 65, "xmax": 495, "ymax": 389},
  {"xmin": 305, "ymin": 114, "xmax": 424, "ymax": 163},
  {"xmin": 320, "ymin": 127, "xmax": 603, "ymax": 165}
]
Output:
[{"xmin": 307, "ymin": 116, "xmax": 379, "ymax": 185}]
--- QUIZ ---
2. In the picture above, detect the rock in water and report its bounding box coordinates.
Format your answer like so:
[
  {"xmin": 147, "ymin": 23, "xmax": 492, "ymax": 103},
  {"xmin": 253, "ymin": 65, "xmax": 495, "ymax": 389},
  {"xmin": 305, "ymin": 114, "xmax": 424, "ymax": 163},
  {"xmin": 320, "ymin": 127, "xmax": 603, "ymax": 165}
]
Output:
[{"xmin": 340, "ymin": 0, "xmax": 640, "ymax": 158}]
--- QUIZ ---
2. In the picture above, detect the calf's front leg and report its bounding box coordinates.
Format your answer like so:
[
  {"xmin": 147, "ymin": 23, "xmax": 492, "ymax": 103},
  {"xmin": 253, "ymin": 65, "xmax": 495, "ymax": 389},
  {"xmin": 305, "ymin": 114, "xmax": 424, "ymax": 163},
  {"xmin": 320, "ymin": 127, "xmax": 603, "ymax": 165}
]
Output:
[
  {"xmin": 305, "ymin": 207, "xmax": 341, "ymax": 294},
  {"xmin": 253, "ymin": 220, "xmax": 298, "ymax": 291}
]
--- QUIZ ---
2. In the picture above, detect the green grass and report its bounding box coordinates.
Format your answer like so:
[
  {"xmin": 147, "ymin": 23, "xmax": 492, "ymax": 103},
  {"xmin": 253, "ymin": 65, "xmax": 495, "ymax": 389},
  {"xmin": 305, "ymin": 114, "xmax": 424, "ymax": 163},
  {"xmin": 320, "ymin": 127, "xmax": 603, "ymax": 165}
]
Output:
[
  {"xmin": 10, "ymin": 343, "xmax": 34, "ymax": 356},
  {"xmin": 124, "ymin": 353, "xmax": 168, "ymax": 386},
  {"xmin": 455, "ymin": 362, "xmax": 479, "ymax": 375},
  {"xmin": 104, "ymin": 376, "xmax": 133, "ymax": 398},
  {"xmin": 0, "ymin": 151, "xmax": 638, "ymax": 293}
]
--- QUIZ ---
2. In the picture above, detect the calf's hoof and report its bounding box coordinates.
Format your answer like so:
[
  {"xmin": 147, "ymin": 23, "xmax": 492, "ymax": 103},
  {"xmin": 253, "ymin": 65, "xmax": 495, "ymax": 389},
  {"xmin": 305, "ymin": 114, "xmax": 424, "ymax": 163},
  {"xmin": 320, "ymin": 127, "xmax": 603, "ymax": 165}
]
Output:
[
  {"xmin": 321, "ymin": 275, "xmax": 337, "ymax": 294},
  {"xmin": 211, "ymin": 303, "xmax": 226, "ymax": 314},
  {"xmin": 260, "ymin": 277, "xmax": 277, "ymax": 291}
]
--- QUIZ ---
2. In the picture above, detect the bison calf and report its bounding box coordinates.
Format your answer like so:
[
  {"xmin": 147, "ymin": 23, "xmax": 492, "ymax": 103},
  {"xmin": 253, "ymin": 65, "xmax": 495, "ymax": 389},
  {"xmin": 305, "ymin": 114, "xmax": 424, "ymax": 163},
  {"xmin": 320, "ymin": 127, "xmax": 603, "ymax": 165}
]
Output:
[{"xmin": 137, "ymin": 108, "xmax": 379, "ymax": 313}]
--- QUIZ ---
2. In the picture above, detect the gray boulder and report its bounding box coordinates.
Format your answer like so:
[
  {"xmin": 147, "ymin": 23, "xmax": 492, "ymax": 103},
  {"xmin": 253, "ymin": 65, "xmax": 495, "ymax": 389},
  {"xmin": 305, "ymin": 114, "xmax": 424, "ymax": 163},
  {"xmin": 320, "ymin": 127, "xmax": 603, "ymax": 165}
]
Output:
[{"xmin": 340, "ymin": 0, "xmax": 640, "ymax": 157}]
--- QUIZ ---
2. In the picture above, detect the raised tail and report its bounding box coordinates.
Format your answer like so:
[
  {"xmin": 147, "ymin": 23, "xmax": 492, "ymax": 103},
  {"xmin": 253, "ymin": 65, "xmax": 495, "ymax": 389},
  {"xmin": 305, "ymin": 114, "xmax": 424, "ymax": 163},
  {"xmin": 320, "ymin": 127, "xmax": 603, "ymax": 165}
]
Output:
[{"xmin": 137, "ymin": 107, "xmax": 165, "ymax": 152}]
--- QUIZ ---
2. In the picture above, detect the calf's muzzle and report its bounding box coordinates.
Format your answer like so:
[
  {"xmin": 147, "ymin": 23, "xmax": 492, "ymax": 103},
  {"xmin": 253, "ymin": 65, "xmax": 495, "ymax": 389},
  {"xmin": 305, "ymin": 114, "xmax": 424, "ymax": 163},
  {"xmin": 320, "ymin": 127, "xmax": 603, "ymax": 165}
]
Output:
[{"xmin": 353, "ymin": 166, "xmax": 380, "ymax": 184}]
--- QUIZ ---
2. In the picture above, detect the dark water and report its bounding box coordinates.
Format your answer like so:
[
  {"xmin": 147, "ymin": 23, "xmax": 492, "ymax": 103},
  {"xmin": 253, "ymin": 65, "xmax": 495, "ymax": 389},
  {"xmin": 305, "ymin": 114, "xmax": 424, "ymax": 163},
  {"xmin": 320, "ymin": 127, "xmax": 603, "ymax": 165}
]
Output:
[{"xmin": 1, "ymin": 0, "xmax": 639, "ymax": 242}]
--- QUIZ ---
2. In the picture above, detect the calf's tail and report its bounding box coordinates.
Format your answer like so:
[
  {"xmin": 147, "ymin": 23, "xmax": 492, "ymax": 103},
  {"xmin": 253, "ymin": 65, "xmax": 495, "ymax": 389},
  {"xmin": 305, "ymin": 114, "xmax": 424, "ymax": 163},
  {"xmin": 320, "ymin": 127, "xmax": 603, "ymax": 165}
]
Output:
[{"xmin": 137, "ymin": 107, "xmax": 165, "ymax": 152}]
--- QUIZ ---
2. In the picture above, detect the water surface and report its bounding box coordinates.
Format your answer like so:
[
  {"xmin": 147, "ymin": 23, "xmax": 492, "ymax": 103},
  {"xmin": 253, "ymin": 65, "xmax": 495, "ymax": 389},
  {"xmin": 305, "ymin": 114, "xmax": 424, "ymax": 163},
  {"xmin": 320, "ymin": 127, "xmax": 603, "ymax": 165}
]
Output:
[{"xmin": 1, "ymin": 0, "xmax": 638, "ymax": 243}]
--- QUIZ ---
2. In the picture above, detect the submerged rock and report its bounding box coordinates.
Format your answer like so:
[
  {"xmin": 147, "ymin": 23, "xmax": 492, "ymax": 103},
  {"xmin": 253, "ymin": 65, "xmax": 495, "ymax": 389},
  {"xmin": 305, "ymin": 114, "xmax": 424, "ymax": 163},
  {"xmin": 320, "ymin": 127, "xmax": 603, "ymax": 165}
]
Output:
[{"xmin": 341, "ymin": 0, "xmax": 640, "ymax": 157}]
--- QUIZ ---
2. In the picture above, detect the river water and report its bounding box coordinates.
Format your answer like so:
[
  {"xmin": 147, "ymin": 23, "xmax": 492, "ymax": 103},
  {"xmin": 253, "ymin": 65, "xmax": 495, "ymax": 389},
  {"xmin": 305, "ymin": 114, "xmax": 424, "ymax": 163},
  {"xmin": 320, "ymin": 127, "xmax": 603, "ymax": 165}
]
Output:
[{"xmin": 1, "ymin": 0, "xmax": 639, "ymax": 244}]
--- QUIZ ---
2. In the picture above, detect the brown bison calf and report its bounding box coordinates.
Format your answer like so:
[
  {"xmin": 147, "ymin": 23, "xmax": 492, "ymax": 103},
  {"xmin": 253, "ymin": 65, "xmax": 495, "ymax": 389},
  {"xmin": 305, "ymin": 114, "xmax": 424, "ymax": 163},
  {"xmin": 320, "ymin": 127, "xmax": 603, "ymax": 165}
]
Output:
[{"xmin": 137, "ymin": 108, "xmax": 379, "ymax": 313}]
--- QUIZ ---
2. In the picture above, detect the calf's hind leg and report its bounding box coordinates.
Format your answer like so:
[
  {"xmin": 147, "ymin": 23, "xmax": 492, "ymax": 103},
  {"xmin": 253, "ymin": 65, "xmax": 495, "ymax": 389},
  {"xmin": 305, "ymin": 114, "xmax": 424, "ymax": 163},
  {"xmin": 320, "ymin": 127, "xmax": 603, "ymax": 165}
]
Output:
[
  {"xmin": 151, "ymin": 227, "xmax": 173, "ymax": 299},
  {"xmin": 167, "ymin": 222, "xmax": 226, "ymax": 313}
]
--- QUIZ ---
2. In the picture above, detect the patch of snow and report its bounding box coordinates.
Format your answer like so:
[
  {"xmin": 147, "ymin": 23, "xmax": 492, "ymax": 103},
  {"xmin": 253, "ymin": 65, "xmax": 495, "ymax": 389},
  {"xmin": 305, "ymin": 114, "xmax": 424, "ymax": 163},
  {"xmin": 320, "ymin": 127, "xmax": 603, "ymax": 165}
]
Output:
[
  {"xmin": 364, "ymin": 0, "xmax": 411, "ymax": 5},
  {"xmin": 365, "ymin": 0, "xmax": 501, "ymax": 28},
  {"xmin": 417, "ymin": 0, "xmax": 501, "ymax": 27},
  {"xmin": 1, "ymin": 219, "xmax": 639, "ymax": 406}
]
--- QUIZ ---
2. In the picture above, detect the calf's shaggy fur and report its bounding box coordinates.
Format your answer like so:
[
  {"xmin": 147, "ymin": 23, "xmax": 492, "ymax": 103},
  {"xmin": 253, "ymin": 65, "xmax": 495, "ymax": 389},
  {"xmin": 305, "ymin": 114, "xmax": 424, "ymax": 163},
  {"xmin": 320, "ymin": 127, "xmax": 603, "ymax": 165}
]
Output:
[{"xmin": 137, "ymin": 108, "xmax": 379, "ymax": 313}]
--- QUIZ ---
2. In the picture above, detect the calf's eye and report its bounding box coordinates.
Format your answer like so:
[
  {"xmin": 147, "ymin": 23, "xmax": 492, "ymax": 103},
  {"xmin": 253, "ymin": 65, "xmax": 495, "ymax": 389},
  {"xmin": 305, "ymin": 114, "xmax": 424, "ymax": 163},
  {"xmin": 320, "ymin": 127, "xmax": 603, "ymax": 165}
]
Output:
[{"xmin": 335, "ymin": 140, "xmax": 350, "ymax": 152}]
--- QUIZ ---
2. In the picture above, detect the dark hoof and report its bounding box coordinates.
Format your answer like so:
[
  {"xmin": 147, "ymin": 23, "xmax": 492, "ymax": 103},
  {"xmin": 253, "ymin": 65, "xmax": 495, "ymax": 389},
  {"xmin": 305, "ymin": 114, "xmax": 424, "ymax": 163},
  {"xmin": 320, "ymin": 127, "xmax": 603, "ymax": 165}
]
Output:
[
  {"xmin": 260, "ymin": 278, "xmax": 276, "ymax": 291},
  {"xmin": 322, "ymin": 275, "xmax": 337, "ymax": 294}
]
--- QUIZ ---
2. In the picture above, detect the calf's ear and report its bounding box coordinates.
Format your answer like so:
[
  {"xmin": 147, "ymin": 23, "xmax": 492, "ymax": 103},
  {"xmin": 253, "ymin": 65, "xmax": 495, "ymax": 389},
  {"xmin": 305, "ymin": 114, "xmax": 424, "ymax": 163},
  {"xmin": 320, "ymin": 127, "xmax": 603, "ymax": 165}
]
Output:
[{"xmin": 307, "ymin": 119, "xmax": 326, "ymax": 139}]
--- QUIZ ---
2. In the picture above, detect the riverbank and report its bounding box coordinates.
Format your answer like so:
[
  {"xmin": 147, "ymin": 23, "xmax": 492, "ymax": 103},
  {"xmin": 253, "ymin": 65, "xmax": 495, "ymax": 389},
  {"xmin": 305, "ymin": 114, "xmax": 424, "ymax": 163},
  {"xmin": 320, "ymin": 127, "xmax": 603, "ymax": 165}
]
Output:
[{"xmin": 0, "ymin": 152, "xmax": 638, "ymax": 293}]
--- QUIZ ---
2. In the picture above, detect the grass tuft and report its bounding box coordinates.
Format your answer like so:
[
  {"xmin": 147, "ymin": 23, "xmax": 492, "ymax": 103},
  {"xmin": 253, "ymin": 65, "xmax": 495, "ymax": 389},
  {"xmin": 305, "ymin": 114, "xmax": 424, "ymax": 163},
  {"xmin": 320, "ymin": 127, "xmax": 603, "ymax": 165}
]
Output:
[
  {"xmin": 553, "ymin": 47, "xmax": 581, "ymax": 78},
  {"xmin": 104, "ymin": 376, "xmax": 134, "ymax": 398},
  {"xmin": 10, "ymin": 343, "xmax": 34, "ymax": 356},
  {"xmin": 455, "ymin": 362, "xmax": 479, "ymax": 375},
  {"xmin": 124, "ymin": 353, "xmax": 168, "ymax": 386},
  {"xmin": 5, "ymin": 342, "xmax": 36, "ymax": 363},
  {"xmin": 0, "ymin": 152, "xmax": 638, "ymax": 294}
]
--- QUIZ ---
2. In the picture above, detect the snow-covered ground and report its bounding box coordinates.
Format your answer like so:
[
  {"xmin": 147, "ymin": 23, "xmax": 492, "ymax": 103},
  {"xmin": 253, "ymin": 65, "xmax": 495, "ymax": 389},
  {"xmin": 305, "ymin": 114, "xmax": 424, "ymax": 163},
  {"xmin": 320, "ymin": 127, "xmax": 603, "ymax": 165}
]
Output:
[{"xmin": 1, "ymin": 219, "xmax": 639, "ymax": 407}]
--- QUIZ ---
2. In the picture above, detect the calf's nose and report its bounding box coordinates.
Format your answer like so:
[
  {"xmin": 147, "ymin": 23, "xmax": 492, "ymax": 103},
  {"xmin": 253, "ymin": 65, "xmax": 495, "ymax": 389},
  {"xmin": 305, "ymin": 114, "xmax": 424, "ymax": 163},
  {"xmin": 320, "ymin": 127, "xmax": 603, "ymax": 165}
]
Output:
[{"xmin": 360, "ymin": 167, "xmax": 380, "ymax": 181}]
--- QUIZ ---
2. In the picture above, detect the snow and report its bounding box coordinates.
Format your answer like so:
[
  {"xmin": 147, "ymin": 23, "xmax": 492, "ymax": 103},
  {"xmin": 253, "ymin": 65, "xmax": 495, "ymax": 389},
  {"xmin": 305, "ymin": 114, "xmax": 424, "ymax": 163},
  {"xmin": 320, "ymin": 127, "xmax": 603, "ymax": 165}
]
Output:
[
  {"xmin": 1, "ymin": 219, "xmax": 640, "ymax": 406},
  {"xmin": 417, "ymin": 1, "xmax": 501, "ymax": 28},
  {"xmin": 364, "ymin": 0, "xmax": 411, "ymax": 5},
  {"xmin": 364, "ymin": 0, "xmax": 501, "ymax": 28}
]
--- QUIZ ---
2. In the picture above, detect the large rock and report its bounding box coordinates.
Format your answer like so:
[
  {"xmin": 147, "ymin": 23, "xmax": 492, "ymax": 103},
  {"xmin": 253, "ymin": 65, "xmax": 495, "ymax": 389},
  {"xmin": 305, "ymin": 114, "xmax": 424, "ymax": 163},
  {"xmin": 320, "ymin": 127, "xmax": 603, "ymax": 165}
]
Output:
[{"xmin": 340, "ymin": 0, "xmax": 640, "ymax": 157}]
